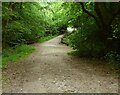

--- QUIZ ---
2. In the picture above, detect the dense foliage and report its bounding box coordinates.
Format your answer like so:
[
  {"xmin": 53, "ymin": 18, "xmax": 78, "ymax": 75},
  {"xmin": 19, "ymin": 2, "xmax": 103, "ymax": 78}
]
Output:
[
  {"xmin": 2, "ymin": 2, "xmax": 67, "ymax": 48},
  {"xmin": 2, "ymin": 2, "xmax": 68, "ymax": 66},
  {"xmin": 3, "ymin": 3, "xmax": 44, "ymax": 47},
  {"xmin": 61, "ymin": 2, "xmax": 120, "ymax": 69},
  {"xmin": 2, "ymin": 2, "xmax": 120, "ymax": 70}
]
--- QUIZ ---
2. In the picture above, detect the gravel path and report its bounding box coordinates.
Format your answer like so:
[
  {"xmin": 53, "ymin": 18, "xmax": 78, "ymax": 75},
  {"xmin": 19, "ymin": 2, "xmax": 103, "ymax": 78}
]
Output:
[{"xmin": 2, "ymin": 35, "xmax": 118, "ymax": 93}]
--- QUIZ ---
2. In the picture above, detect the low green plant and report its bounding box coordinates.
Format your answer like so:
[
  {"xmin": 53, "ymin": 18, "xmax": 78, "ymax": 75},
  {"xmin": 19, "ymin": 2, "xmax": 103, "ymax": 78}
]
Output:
[
  {"xmin": 105, "ymin": 51, "xmax": 120, "ymax": 71},
  {"xmin": 62, "ymin": 18, "xmax": 106, "ymax": 57},
  {"xmin": 2, "ymin": 44, "xmax": 35, "ymax": 67},
  {"xmin": 38, "ymin": 35, "xmax": 57, "ymax": 43},
  {"xmin": 61, "ymin": 33, "xmax": 72, "ymax": 45}
]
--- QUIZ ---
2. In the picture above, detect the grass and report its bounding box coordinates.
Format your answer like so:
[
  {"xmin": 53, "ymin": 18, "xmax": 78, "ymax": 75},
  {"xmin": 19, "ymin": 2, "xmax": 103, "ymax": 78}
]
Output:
[
  {"xmin": 2, "ymin": 35, "xmax": 57, "ymax": 68},
  {"xmin": 38, "ymin": 35, "xmax": 57, "ymax": 43},
  {"xmin": 2, "ymin": 44, "xmax": 35, "ymax": 68}
]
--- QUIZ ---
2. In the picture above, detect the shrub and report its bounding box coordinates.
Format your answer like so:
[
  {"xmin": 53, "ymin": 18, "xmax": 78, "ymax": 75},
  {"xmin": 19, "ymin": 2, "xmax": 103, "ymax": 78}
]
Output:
[
  {"xmin": 2, "ymin": 44, "xmax": 35, "ymax": 67},
  {"xmin": 63, "ymin": 18, "xmax": 106, "ymax": 57},
  {"xmin": 105, "ymin": 51, "xmax": 120, "ymax": 70}
]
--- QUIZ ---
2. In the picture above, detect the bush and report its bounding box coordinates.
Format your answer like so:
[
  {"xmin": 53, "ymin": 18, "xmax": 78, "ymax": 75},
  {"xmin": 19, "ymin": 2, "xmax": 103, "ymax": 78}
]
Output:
[
  {"xmin": 62, "ymin": 18, "xmax": 106, "ymax": 57},
  {"xmin": 2, "ymin": 44, "xmax": 35, "ymax": 67},
  {"xmin": 61, "ymin": 32, "xmax": 72, "ymax": 45},
  {"xmin": 105, "ymin": 51, "xmax": 120, "ymax": 70}
]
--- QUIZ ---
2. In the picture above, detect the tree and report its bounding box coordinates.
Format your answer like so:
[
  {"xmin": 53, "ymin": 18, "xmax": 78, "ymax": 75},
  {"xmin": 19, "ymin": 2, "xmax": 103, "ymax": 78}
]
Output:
[{"xmin": 80, "ymin": 2, "xmax": 120, "ymax": 40}]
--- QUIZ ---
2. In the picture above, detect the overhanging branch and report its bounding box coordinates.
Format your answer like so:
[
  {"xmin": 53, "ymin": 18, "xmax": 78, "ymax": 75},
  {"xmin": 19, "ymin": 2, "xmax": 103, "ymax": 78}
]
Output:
[{"xmin": 80, "ymin": 2, "xmax": 98, "ymax": 22}]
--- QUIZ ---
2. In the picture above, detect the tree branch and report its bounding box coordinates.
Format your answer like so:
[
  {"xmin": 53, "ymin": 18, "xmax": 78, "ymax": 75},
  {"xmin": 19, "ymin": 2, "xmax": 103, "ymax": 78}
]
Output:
[{"xmin": 80, "ymin": 2, "xmax": 98, "ymax": 22}]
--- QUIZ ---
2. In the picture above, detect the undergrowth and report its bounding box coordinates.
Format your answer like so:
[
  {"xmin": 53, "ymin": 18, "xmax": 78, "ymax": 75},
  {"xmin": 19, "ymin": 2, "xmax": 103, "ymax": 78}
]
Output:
[
  {"xmin": 38, "ymin": 35, "xmax": 57, "ymax": 43},
  {"xmin": 2, "ymin": 35, "xmax": 57, "ymax": 68},
  {"xmin": 2, "ymin": 44, "xmax": 35, "ymax": 68}
]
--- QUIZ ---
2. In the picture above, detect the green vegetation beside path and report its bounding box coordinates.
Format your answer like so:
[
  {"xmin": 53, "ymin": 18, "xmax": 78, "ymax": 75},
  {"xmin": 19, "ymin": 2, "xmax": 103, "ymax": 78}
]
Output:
[
  {"xmin": 2, "ymin": 45, "xmax": 35, "ymax": 68},
  {"xmin": 2, "ymin": 2, "xmax": 120, "ymax": 72},
  {"xmin": 2, "ymin": 35, "xmax": 57, "ymax": 68},
  {"xmin": 38, "ymin": 35, "xmax": 57, "ymax": 43}
]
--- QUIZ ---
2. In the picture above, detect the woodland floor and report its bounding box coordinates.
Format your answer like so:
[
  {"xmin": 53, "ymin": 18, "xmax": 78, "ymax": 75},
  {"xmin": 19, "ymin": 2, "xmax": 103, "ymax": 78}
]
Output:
[{"xmin": 2, "ymin": 35, "xmax": 118, "ymax": 93}]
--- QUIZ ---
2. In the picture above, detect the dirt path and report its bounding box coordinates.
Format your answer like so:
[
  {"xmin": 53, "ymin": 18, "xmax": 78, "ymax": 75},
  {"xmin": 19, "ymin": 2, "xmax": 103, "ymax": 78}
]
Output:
[{"xmin": 2, "ymin": 35, "xmax": 118, "ymax": 93}]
